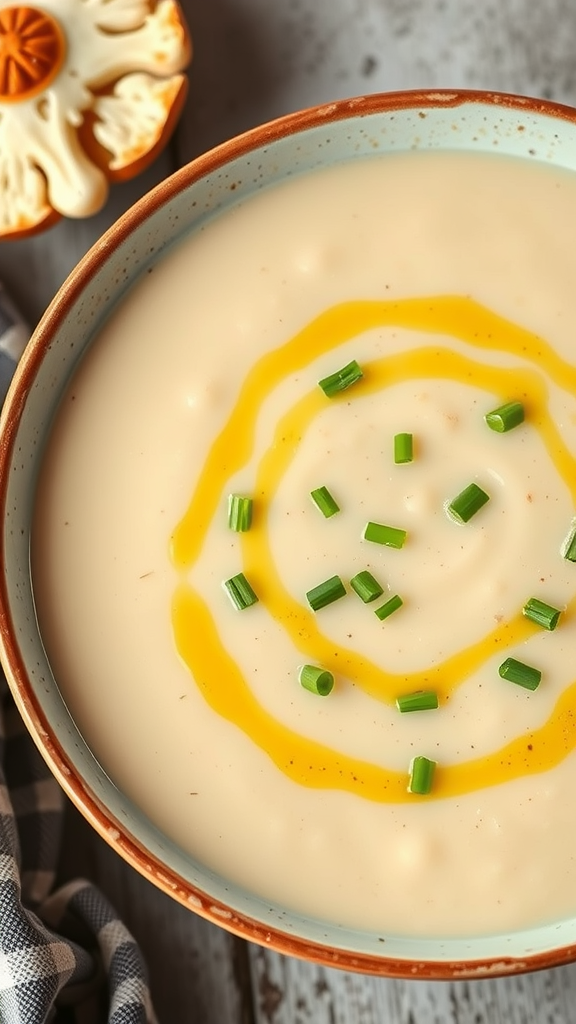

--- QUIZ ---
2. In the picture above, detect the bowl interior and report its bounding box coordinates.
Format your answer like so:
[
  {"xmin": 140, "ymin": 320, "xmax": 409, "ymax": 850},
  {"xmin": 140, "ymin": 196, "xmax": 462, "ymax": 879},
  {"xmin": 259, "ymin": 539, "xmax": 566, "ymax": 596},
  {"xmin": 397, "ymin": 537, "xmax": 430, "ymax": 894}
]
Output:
[{"xmin": 4, "ymin": 91, "xmax": 576, "ymax": 976}]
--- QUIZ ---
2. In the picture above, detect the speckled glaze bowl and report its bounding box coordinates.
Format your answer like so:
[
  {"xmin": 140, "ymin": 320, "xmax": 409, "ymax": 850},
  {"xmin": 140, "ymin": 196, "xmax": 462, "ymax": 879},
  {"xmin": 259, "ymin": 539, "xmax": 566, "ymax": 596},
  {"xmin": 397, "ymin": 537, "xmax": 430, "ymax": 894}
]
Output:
[{"xmin": 3, "ymin": 90, "xmax": 576, "ymax": 979}]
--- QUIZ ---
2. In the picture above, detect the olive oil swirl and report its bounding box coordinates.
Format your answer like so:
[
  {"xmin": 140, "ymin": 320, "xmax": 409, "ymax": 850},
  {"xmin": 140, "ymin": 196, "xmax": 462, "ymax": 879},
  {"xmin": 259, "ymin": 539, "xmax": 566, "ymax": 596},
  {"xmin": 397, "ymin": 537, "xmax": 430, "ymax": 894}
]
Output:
[{"xmin": 171, "ymin": 296, "xmax": 576, "ymax": 803}]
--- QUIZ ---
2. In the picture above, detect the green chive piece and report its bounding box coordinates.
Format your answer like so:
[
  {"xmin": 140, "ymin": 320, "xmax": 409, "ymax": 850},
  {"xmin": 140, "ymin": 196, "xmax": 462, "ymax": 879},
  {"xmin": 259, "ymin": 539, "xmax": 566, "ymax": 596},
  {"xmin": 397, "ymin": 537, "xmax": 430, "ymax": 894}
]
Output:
[
  {"xmin": 306, "ymin": 575, "xmax": 346, "ymax": 611},
  {"xmin": 394, "ymin": 432, "xmax": 414, "ymax": 464},
  {"xmin": 228, "ymin": 494, "xmax": 253, "ymax": 532},
  {"xmin": 299, "ymin": 664, "xmax": 334, "ymax": 696},
  {"xmin": 447, "ymin": 482, "xmax": 490, "ymax": 524},
  {"xmin": 396, "ymin": 691, "xmax": 439, "ymax": 713},
  {"xmin": 374, "ymin": 594, "xmax": 403, "ymax": 621},
  {"xmin": 522, "ymin": 597, "xmax": 562, "ymax": 631},
  {"xmin": 223, "ymin": 572, "xmax": 258, "ymax": 610},
  {"xmin": 408, "ymin": 756, "xmax": 437, "ymax": 795},
  {"xmin": 363, "ymin": 522, "xmax": 407, "ymax": 548},
  {"xmin": 310, "ymin": 485, "xmax": 340, "ymax": 518},
  {"xmin": 562, "ymin": 521, "xmax": 576, "ymax": 562},
  {"xmin": 498, "ymin": 657, "xmax": 541, "ymax": 691},
  {"xmin": 318, "ymin": 359, "xmax": 363, "ymax": 398},
  {"xmin": 485, "ymin": 401, "xmax": 525, "ymax": 433},
  {"xmin": 350, "ymin": 570, "xmax": 384, "ymax": 603}
]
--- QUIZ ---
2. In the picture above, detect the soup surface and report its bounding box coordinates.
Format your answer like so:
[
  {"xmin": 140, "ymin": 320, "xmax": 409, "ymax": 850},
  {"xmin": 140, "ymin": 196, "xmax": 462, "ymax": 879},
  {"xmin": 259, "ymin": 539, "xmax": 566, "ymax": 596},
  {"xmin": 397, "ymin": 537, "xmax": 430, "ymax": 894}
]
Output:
[{"xmin": 32, "ymin": 149, "xmax": 576, "ymax": 937}]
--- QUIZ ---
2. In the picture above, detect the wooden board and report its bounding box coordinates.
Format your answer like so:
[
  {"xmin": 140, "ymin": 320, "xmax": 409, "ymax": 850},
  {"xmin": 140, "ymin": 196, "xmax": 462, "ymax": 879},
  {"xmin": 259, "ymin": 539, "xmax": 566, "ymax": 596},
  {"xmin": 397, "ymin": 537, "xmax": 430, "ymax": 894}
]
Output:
[{"xmin": 249, "ymin": 948, "xmax": 576, "ymax": 1024}]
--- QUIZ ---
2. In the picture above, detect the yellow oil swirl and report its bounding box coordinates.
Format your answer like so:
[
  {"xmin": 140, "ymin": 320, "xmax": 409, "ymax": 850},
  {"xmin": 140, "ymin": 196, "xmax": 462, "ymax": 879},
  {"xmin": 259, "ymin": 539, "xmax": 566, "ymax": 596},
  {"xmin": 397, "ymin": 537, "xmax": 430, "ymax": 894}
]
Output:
[
  {"xmin": 241, "ymin": 348, "xmax": 576, "ymax": 702},
  {"xmin": 171, "ymin": 295, "xmax": 576, "ymax": 802}
]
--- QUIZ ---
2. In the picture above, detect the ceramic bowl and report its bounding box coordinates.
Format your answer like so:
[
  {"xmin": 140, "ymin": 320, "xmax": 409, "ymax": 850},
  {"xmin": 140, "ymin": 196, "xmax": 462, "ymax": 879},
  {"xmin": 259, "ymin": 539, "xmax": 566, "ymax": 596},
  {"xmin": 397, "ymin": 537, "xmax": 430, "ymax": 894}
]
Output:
[{"xmin": 3, "ymin": 89, "xmax": 576, "ymax": 979}]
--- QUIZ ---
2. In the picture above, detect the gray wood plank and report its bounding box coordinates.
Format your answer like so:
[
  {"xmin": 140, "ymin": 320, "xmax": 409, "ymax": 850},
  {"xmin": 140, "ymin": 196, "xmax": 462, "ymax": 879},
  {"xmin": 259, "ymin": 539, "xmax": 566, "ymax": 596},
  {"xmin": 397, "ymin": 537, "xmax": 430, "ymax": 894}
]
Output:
[{"xmin": 249, "ymin": 948, "xmax": 576, "ymax": 1024}]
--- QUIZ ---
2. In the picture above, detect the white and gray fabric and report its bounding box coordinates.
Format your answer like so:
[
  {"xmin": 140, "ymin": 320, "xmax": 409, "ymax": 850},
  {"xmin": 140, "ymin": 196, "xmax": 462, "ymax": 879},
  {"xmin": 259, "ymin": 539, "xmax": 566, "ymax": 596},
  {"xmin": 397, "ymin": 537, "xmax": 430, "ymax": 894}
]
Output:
[
  {"xmin": 0, "ymin": 675, "xmax": 157, "ymax": 1024},
  {"xmin": 0, "ymin": 287, "xmax": 157, "ymax": 1023}
]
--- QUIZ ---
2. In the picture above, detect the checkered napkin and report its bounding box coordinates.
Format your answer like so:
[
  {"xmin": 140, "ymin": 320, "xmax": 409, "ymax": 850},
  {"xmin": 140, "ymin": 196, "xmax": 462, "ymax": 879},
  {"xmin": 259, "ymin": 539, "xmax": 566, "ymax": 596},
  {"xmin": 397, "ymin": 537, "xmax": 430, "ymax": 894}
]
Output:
[
  {"xmin": 0, "ymin": 290, "xmax": 157, "ymax": 1023},
  {"xmin": 0, "ymin": 677, "xmax": 157, "ymax": 1024}
]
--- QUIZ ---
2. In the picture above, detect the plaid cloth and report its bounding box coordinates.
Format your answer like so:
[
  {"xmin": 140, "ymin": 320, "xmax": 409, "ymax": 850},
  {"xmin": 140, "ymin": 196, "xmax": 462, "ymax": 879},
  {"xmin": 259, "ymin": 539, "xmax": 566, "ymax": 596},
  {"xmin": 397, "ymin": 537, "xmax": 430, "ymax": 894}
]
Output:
[
  {"xmin": 0, "ymin": 678, "xmax": 157, "ymax": 1023},
  {"xmin": 0, "ymin": 289, "xmax": 157, "ymax": 1023}
]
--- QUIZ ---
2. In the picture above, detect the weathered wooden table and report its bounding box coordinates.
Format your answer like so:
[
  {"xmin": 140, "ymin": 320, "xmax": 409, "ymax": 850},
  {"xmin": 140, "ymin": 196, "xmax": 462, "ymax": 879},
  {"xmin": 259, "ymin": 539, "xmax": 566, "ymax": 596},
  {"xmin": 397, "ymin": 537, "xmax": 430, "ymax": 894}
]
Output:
[{"xmin": 4, "ymin": 2, "xmax": 576, "ymax": 1020}]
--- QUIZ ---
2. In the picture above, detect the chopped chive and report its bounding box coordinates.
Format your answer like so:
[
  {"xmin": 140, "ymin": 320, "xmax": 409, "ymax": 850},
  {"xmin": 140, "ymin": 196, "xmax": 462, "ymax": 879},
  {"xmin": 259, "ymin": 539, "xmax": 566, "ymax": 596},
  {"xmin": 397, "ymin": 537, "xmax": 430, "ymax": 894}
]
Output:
[
  {"xmin": 522, "ymin": 597, "xmax": 562, "ymax": 631},
  {"xmin": 447, "ymin": 482, "xmax": 490, "ymax": 524},
  {"xmin": 318, "ymin": 359, "xmax": 363, "ymax": 398},
  {"xmin": 374, "ymin": 594, "xmax": 403, "ymax": 621},
  {"xmin": 363, "ymin": 522, "xmax": 407, "ymax": 548},
  {"xmin": 350, "ymin": 570, "xmax": 384, "ymax": 603},
  {"xmin": 306, "ymin": 575, "xmax": 346, "ymax": 611},
  {"xmin": 562, "ymin": 521, "xmax": 576, "ymax": 562},
  {"xmin": 394, "ymin": 432, "xmax": 414, "ymax": 464},
  {"xmin": 299, "ymin": 664, "xmax": 334, "ymax": 696},
  {"xmin": 223, "ymin": 572, "xmax": 258, "ymax": 610},
  {"xmin": 228, "ymin": 494, "xmax": 253, "ymax": 532},
  {"xmin": 396, "ymin": 691, "xmax": 439, "ymax": 713},
  {"xmin": 485, "ymin": 401, "xmax": 525, "ymax": 433},
  {"xmin": 408, "ymin": 756, "xmax": 437, "ymax": 795},
  {"xmin": 498, "ymin": 657, "xmax": 541, "ymax": 691},
  {"xmin": 310, "ymin": 485, "xmax": 340, "ymax": 518}
]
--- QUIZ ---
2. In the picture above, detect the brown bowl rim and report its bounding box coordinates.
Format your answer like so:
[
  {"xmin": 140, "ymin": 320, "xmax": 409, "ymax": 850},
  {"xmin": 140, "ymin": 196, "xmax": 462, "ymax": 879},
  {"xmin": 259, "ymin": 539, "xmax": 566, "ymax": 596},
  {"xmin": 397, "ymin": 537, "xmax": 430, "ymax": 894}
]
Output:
[{"xmin": 2, "ymin": 87, "xmax": 576, "ymax": 979}]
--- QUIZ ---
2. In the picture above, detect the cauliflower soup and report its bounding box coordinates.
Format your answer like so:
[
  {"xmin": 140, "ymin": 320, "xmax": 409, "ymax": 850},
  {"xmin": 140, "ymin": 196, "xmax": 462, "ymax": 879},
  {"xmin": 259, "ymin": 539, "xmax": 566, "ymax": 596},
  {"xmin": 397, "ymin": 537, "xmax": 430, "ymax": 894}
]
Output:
[{"xmin": 31, "ymin": 148, "xmax": 576, "ymax": 938}]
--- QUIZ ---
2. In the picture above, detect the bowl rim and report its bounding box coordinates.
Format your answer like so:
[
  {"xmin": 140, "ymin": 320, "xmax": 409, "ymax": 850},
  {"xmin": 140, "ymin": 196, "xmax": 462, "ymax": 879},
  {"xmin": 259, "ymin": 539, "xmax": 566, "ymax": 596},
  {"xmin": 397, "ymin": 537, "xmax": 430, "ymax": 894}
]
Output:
[{"xmin": 3, "ymin": 87, "xmax": 576, "ymax": 979}]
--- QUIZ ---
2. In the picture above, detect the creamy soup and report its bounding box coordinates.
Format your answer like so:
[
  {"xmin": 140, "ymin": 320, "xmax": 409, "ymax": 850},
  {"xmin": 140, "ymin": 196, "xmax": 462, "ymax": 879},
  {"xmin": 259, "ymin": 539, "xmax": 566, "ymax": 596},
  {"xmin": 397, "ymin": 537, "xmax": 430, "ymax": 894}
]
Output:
[{"xmin": 31, "ymin": 150, "xmax": 576, "ymax": 938}]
